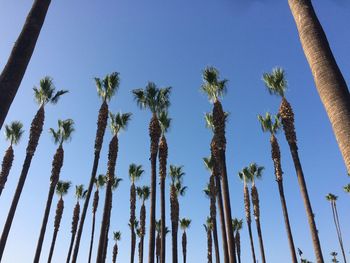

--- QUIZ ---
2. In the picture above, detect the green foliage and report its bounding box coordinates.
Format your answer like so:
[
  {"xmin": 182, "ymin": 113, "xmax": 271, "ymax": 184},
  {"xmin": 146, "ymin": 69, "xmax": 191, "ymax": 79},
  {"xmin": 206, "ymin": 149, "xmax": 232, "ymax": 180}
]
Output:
[
  {"xmin": 232, "ymin": 218, "xmax": 243, "ymax": 232},
  {"xmin": 136, "ymin": 185, "xmax": 150, "ymax": 202},
  {"xmin": 49, "ymin": 119, "xmax": 75, "ymax": 145},
  {"xmin": 95, "ymin": 174, "xmax": 106, "ymax": 189},
  {"xmin": 109, "ymin": 112, "xmax": 132, "ymax": 135},
  {"xmin": 238, "ymin": 167, "xmax": 251, "ymax": 183},
  {"xmin": 326, "ymin": 193, "xmax": 338, "ymax": 202},
  {"xmin": 4, "ymin": 121, "xmax": 24, "ymax": 146},
  {"xmin": 180, "ymin": 218, "xmax": 191, "ymax": 230},
  {"xmin": 56, "ymin": 180, "xmax": 71, "ymax": 197},
  {"xmin": 129, "ymin": 164, "xmax": 144, "ymax": 183},
  {"xmin": 204, "ymin": 217, "xmax": 213, "ymax": 232},
  {"xmin": 257, "ymin": 112, "xmax": 281, "ymax": 135},
  {"xmin": 33, "ymin": 76, "xmax": 68, "ymax": 106},
  {"xmin": 203, "ymin": 156, "xmax": 214, "ymax": 173},
  {"xmin": 75, "ymin": 184, "xmax": 87, "ymax": 200},
  {"xmin": 201, "ymin": 66, "xmax": 228, "ymax": 102},
  {"xmin": 262, "ymin": 67, "xmax": 287, "ymax": 98},
  {"xmin": 113, "ymin": 231, "xmax": 121, "ymax": 241},
  {"xmin": 158, "ymin": 111, "xmax": 171, "ymax": 134},
  {"xmin": 95, "ymin": 72, "xmax": 120, "ymax": 102},
  {"xmin": 343, "ymin": 184, "xmax": 350, "ymax": 193}
]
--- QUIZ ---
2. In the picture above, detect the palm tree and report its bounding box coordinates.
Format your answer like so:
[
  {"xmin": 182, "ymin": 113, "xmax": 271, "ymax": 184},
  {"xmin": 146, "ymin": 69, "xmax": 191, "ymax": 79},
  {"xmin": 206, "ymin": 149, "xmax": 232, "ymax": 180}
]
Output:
[
  {"xmin": 155, "ymin": 220, "xmax": 161, "ymax": 263},
  {"xmin": 288, "ymin": 0, "xmax": 350, "ymax": 174},
  {"xmin": 258, "ymin": 112, "xmax": 297, "ymax": 263},
  {"xmin": 34, "ymin": 119, "xmax": 74, "ymax": 263},
  {"xmin": 129, "ymin": 164, "xmax": 145, "ymax": 263},
  {"xmin": 0, "ymin": 0, "xmax": 53, "ymax": 129},
  {"xmin": 0, "ymin": 121, "xmax": 24, "ymax": 196},
  {"xmin": 137, "ymin": 186, "xmax": 150, "ymax": 263},
  {"xmin": 158, "ymin": 111, "xmax": 171, "ymax": 263},
  {"xmin": 203, "ymin": 155, "xmax": 222, "ymax": 263},
  {"xmin": 47, "ymin": 180, "xmax": 71, "ymax": 263},
  {"xmin": 330, "ymin": 252, "xmax": 339, "ymax": 263},
  {"xmin": 326, "ymin": 194, "xmax": 347, "ymax": 263},
  {"xmin": 132, "ymin": 82, "xmax": 171, "ymax": 263},
  {"xmin": 232, "ymin": 218, "xmax": 243, "ymax": 263},
  {"xmin": 344, "ymin": 184, "xmax": 350, "ymax": 194},
  {"xmin": 96, "ymin": 112, "xmax": 130, "ymax": 262},
  {"xmin": 204, "ymin": 217, "xmax": 213, "ymax": 263},
  {"xmin": 169, "ymin": 165, "xmax": 187, "ymax": 263},
  {"xmin": 67, "ymin": 185, "xmax": 87, "ymax": 263},
  {"xmin": 72, "ymin": 72, "xmax": 120, "ymax": 263},
  {"xmin": 112, "ymin": 231, "xmax": 121, "ymax": 263},
  {"xmin": 238, "ymin": 167, "xmax": 256, "ymax": 263},
  {"xmin": 201, "ymin": 66, "xmax": 236, "ymax": 263},
  {"xmin": 263, "ymin": 68, "xmax": 324, "ymax": 262},
  {"xmin": 179, "ymin": 218, "xmax": 191, "ymax": 263},
  {"xmin": 0, "ymin": 77, "xmax": 67, "ymax": 260},
  {"xmin": 88, "ymin": 174, "xmax": 106, "ymax": 263}
]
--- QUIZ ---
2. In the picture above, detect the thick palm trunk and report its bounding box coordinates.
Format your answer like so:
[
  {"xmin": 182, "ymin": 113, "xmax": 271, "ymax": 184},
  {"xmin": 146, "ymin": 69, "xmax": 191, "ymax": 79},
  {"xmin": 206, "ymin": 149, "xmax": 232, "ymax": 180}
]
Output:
[
  {"xmin": 235, "ymin": 232, "xmax": 241, "ymax": 263},
  {"xmin": 0, "ymin": 145, "xmax": 14, "ymax": 196},
  {"xmin": 72, "ymin": 101, "xmax": 108, "ymax": 263},
  {"xmin": 130, "ymin": 184, "xmax": 136, "ymax": 263},
  {"xmin": 170, "ymin": 185, "xmax": 179, "ymax": 263},
  {"xmin": 331, "ymin": 203, "xmax": 347, "ymax": 263},
  {"xmin": 255, "ymin": 218, "xmax": 266, "ymax": 263},
  {"xmin": 182, "ymin": 231, "xmax": 187, "ymax": 263},
  {"xmin": 207, "ymin": 228, "xmax": 213, "ymax": 263},
  {"xmin": 67, "ymin": 202, "xmax": 80, "ymax": 263},
  {"xmin": 102, "ymin": 217, "xmax": 110, "ymax": 263},
  {"xmin": 209, "ymin": 174, "xmax": 220, "ymax": 263},
  {"xmin": 48, "ymin": 198, "xmax": 64, "ymax": 263},
  {"xmin": 113, "ymin": 243, "xmax": 118, "ymax": 263},
  {"xmin": 159, "ymin": 135, "xmax": 167, "ymax": 263},
  {"xmin": 156, "ymin": 233, "xmax": 160, "ymax": 263},
  {"xmin": 139, "ymin": 237, "xmax": 144, "ymax": 263},
  {"xmin": 88, "ymin": 190, "xmax": 99, "ymax": 263},
  {"xmin": 288, "ymin": 0, "xmax": 350, "ymax": 173},
  {"xmin": 0, "ymin": 0, "xmax": 51, "ymax": 129},
  {"xmin": 140, "ymin": 203, "xmax": 146, "ymax": 263},
  {"xmin": 0, "ymin": 106, "xmax": 44, "ymax": 260}
]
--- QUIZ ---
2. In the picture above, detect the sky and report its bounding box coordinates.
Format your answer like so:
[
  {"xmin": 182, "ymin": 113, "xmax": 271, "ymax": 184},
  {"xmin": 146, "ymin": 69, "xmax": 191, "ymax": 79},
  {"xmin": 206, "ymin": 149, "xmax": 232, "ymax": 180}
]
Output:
[{"xmin": 0, "ymin": 0, "xmax": 349, "ymax": 262}]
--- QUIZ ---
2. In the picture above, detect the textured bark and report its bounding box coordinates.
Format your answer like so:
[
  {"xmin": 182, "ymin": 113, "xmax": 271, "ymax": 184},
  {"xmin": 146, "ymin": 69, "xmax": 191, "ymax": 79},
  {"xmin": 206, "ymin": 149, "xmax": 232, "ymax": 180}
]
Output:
[
  {"xmin": 112, "ymin": 243, "xmax": 118, "ymax": 263},
  {"xmin": 0, "ymin": 106, "xmax": 44, "ymax": 260},
  {"xmin": 148, "ymin": 114, "xmax": 161, "ymax": 263},
  {"xmin": 331, "ymin": 202, "xmax": 347, "ymax": 263},
  {"xmin": 170, "ymin": 184, "xmax": 179, "ymax": 263},
  {"xmin": 139, "ymin": 203, "xmax": 146, "ymax": 263},
  {"xmin": 0, "ymin": 145, "xmax": 14, "ymax": 196},
  {"xmin": 288, "ymin": 0, "xmax": 350, "ymax": 173},
  {"xmin": 156, "ymin": 232, "xmax": 160, "ymax": 263},
  {"xmin": 130, "ymin": 184, "xmax": 136, "ymax": 263},
  {"xmin": 47, "ymin": 198, "xmax": 64, "ymax": 263},
  {"xmin": 159, "ymin": 135, "xmax": 167, "ymax": 263},
  {"xmin": 72, "ymin": 101, "xmax": 108, "ymax": 263},
  {"xmin": 209, "ymin": 174, "xmax": 220, "ymax": 263},
  {"xmin": 0, "ymin": 0, "xmax": 51, "ymax": 129},
  {"xmin": 235, "ymin": 232, "xmax": 241, "ymax": 263},
  {"xmin": 88, "ymin": 190, "xmax": 99, "ymax": 263},
  {"xmin": 182, "ymin": 231, "xmax": 187, "ymax": 263},
  {"xmin": 244, "ymin": 185, "xmax": 256, "ymax": 263},
  {"xmin": 206, "ymin": 228, "xmax": 213, "ymax": 263},
  {"xmin": 67, "ymin": 202, "xmax": 80, "ymax": 263}
]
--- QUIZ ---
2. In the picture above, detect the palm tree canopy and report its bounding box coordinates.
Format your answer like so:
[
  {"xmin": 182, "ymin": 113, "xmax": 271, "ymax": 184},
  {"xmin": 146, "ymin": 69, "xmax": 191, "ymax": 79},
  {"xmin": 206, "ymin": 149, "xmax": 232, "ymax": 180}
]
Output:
[
  {"xmin": 344, "ymin": 184, "xmax": 350, "ymax": 193},
  {"xmin": 238, "ymin": 167, "xmax": 251, "ymax": 182},
  {"xmin": 175, "ymin": 181, "xmax": 187, "ymax": 197},
  {"xmin": 136, "ymin": 185, "xmax": 150, "ymax": 202},
  {"xmin": 201, "ymin": 66, "xmax": 228, "ymax": 102},
  {"xmin": 232, "ymin": 218, "xmax": 243, "ymax": 232},
  {"xmin": 56, "ymin": 180, "xmax": 71, "ymax": 197},
  {"xmin": 129, "ymin": 163, "xmax": 144, "ymax": 183},
  {"xmin": 204, "ymin": 112, "xmax": 229, "ymax": 132},
  {"xmin": 158, "ymin": 111, "xmax": 171, "ymax": 134},
  {"xmin": 94, "ymin": 72, "xmax": 120, "ymax": 102},
  {"xmin": 169, "ymin": 165, "xmax": 185, "ymax": 184},
  {"xmin": 109, "ymin": 112, "xmax": 132, "ymax": 135},
  {"xmin": 113, "ymin": 231, "xmax": 121, "ymax": 242},
  {"xmin": 246, "ymin": 163, "xmax": 264, "ymax": 183},
  {"xmin": 204, "ymin": 217, "xmax": 213, "ymax": 231},
  {"xmin": 4, "ymin": 121, "xmax": 24, "ymax": 145},
  {"xmin": 203, "ymin": 156, "xmax": 214, "ymax": 173},
  {"xmin": 95, "ymin": 174, "xmax": 106, "ymax": 189},
  {"xmin": 203, "ymin": 183, "xmax": 211, "ymax": 198},
  {"xmin": 325, "ymin": 193, "xmax": 338, "ymax": 201},
  {"xmin": 257, "ymin": 112, "xmax": 281, "ymax": 134},
  {"xmin": 262, "ymin": 67, "xmax": 287, "ymax": 98},
  {"xmin": 49, "ymin": 119, "xmax": 75, "ymax": 145},
  {"xmin": 111, "ymin": 177, "xmax": 123, "ymax": 190},
  {"xmin": 179, "ymin": 218, "xmax": 191, "ymax": 230},
  {"xmin": 75, "ymin": 184, "xmax": 87, "ymax": 200},
  {"xmin": 33, "ymin": 76, "xmax": 68, "ymax": 106},
  {"xmin": 132, "ymin": 82, "xmax": 171, "ymax": 115}
]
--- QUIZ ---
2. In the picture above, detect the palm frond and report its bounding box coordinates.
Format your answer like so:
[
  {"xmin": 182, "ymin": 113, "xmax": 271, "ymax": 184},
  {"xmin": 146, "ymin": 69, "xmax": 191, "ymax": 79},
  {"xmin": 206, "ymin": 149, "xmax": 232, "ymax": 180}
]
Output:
[
  {"xmin": 111, "ymin": 177, "xmax": 122, "ymax": 190},
  {"xmin": 179, "ymin": 218, "xmax": 191, "ymax": 230},
  {"xmin": 262, "ymin": 67, "xmax": 287, "ymax": 98},
  {"xmin": 51, "ymin": 90, "xmax": 69, "ymax": 104},
  {"xmin": 325, "ymin": 193, "xmax": 338, "ymax": 201},
  {"xmin": 113, "ymin": 231, "xmax": 121, "ymax": 241},
  {"xmin": 95, "ymin": 174, "xmax": 106, "ymax": 188},
  {"xmin": 56, "ymin": 180, "xmax": 71, "ymax": 196},
  {"xmin": 201, "ymin": 66, "xmax": 227, "ymax": 102},
  {"xmin": 129, "ymin": 163, "xmax": 144, "ymax": 183},
  {"xmin": 158, "ymin": 111, "xmax": 171, "ymax": 134},
  {"xmin": 5, "ymin": 121, "xmax": 24, "ymax": 145},
  {"xmin": 110, "ymin": 112, "xmax": 132, "ymax": 135}
]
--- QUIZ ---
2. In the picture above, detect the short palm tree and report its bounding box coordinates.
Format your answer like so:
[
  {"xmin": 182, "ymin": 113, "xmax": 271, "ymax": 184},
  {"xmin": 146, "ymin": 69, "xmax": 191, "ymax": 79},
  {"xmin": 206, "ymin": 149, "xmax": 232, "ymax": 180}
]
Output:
[
  {"xmin": 326, "ymin": 194, "xmax": 347, "ymax": 263},
  {"xmin": 169, "ymin": 165, "xmax": 187, "ymax": 263},
  {"xmin": 238, "ymin": 167, "xmax": 256, "ymax": 263},
  {"xmin": 179, "ymin": 218, "xmax": 191, "ymax": 263},
  {"xmin": 330, "ymin": 252, "xmax": 339, "ymax": 263},
  {"xmin": 88, "ymin": 174, "xmax": 106, "ymax": 263},
  {"xmin": 72, "ymin": 72, "xmax": 120, "ymax": 263},
  {"xmin": 232, "ymin": 218, "xmax": 243, "ymax": 263},
  {"xmin": 112, "ymin": 231, "xmax": 121, "ymax": 263},
  {"xmin": 47, "ymin": 180, "xmax": 71, "ymax": 263},
  {"xmin": 67, "ymin": 185, "xmax": 87, "ymax": 263},
  {"xmin": 34, "ymin": 119, "xmax": 74, "ymax": 263},
  {"xmin": 0, "ymin": 77, "xmax": 67, "ymax": 260},
  {"xmin": 201, "ymin": 66, "xmax": 236, "ymax": 263},
  {"xmin": 96, "ymin": 112, "xmax": 130, "ymax": 262},
  {"xmin": 258, "ymin": 112, "xmax": 297, "ymax": 263},
  {"xmin": 129, "ymin": 164, "xmax": 145, "ymax": 263},
  {"xmin": 132, "ymin": 82, "xmax": 171, "ymax": 263},
  {"xmin": 263, "ymin": 68, "xmax": 323, "ymax": 262},
  {"xmin": 344, "ymin": 184, "xmax": 350, "ymax": 194},
  {"xmin": 0, "ymin": 121, "xmax": 24, "ymax": 196},
  {"xmin": 137, "ymin": 185, "xmax": 150, "ymax": 263},
  {"xmin": 204, "ymin": 217, "xmax": 213, "ymax": 263},
  {"xmin": 158, "ymin": 111, "xmax": 171, "ymax": 263}
]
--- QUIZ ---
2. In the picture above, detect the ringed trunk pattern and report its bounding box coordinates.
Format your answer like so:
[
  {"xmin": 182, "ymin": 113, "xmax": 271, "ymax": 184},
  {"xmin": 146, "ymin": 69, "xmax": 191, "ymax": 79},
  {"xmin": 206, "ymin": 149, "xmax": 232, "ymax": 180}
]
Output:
[
  {"xmin": 47, "ymin": 197, "xmax": 64, "ymax": 263},
  {"xmin": 88, "ymin": 189, "xmax": 100, "ymax": 263},
  {"xmin": 67, "ymin": 202, "xmax": 80, "ymax": 263},
  {"xmin": 159, "ymin": 135, "xmax": 167, "ymax": 263},
  {"xmin": 244, "ymin": 184, "xmax": 256, "ymax": 263},
  {"xmin": 0, "ymin": 145, "xmax": 14, "ymax": 196}
]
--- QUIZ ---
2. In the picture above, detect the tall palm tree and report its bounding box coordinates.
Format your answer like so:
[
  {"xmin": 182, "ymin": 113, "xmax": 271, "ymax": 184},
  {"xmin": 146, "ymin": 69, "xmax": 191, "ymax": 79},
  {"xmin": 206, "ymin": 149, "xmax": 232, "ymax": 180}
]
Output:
[
  {"xmin": 155, "ymin": 220, "xmax": 161, "ymax": 263},
  {"xmin": 326, "ymin": 194, "xmax": 346, "ymax": 263},
  {"xmin": 263, "ymin": 68, "xmax": 324, "ymax": 262},
  {"xmin": 344, "ymin": 184, "xmax": 350, "ymax": 194},
  {"xmin": 137, "ymin": 185, "xmax": 150, "ymax": 263},
  {"xmin": 47, "ymin": 180, "xmax": 71, "ymax": 263},
  {"xmin": 288, "ymin": 0, "xmax": 350, "ymax": 174},
  {"xmin": 96, "ymin": 111, "xmax": 131, "ymax": 262},
  {"xmin": 238, "ymin": 167, "xmax": 256, "ymax": 263},
  {"xmin": 169, "ymin": 165, "xmax": 187, "ymax": 263},
  {"xmin": 0, "ymin": 121, "xmax": 24, "ymax": 196},
  {"xmin": 112, "ymin": 231, "xmax": 121, "ymax": 263},
  {"xmin": 204, "ymin": 217, "xmax": 213, "ymax": 263},
  {"xmin": 258, "ymin": 112, "xmax": 297, "ymax": 263},
  {"xmin": 34, "ymin": 119, "xmax": 74, "ymax": 263},
  {"xmin": 158, "ymin": 111, "xmax": 171, "ymax": 263},
  {"xmin": 179, "ymin": 218, "xmax": 191, "ymax": 263},
  {"xmin": 72, "ymin": 72, "xmax": 120, "ymax": 263},
  {"xmin": 87, "ymin": 174, "xmax": 106, "ymax": 263},
  {"xmin": 132, "ymin": 82, "xmax": 171, "ymax": 263},
  {"xmin": 67, "ymin": 185, "xmax": 87, "ymax": 263},
  {"xmin": 201, "ymin": 66, "xmax": 236, "ymax": 263},
  {"xmin": 0, "ymin": 0, "xmax": 53, "ymax": 129},
  {"xmin": 232, "ymin": 218, "xmax": 243, "ymax": 263},
  {"xmin": 0, "ymin": 77, "xmax": 67, "ymax": 260},
  {"xmin": 129, "ymin": 164, "xmax": 145, "ymax": 263},
  {"xmin": 203, "ymin": 154, "xmax": 223, "ymax": 263}
]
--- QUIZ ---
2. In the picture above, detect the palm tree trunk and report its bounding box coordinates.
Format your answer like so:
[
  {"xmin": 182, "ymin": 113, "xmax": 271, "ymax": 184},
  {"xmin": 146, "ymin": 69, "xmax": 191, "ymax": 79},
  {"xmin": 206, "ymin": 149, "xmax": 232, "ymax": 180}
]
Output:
[
  {"xmin": 48, "ymin": 198, "xmax": 64, "ymax": 263},
  {"xmin": 288, "ymin": 0, "xmax": 350, "ymax": 173},
  {"xmin": 72, "ymin": 101, "xmax": 108, "ymax": 263},
  {"xmin": 140, "ymin": 237, "xmax": 144, "ymax": 263},
  {"xmin": 207, "ymin": 228, "xmax": 213, "ymax": 263},
  {"xmin": 255, "ymin": 218, "xmax": 266, "ymax": 263},
  {"xmin": 88, "ymin": 211, "xmax": 97, "ymax": 263},
  {"xmin": 67, "ymin": 201, "xmax": 80, "ymax": 263},
  {"xmin": 209, "ymin": 174, "xmax": 220, "ymax": 263},
  {"xmin": 235, "ymin": 232, "xmax": 241, "ymax": 263},
  {"xmin": 332, "ymin": 203, "xmax": 347, "ymax": 263},
  {"xmin": 131, "ymin": 184, "xmax": 136, "ymax": 263},
  {"xmin": 247, "ymin": 222, "xmax": 256, "ymax": 263},
  {"xmin": 113, "ymin": 243, "xmax": 118, "ymax": 263},
  {"xmin": 0, "ymin": 145, "xmax": 14, "ymax": 196},
  {"xmin": 182, "ymin": 231, "xmax": 187, "ymax": 263},
  {"xmin": 47, "ymin": 229, "xmax": 58, "ymax": 263},
  {"xmin": 0, "ymin": 0, "xmax": 51, "ymax": 129},
  {"xmin": 159, "ymin": 135, "xmax": 167, "ymax": 263},
  {"xmin": 67, "ymin": 232, "xmax": 76, "ymax": 263},
  {"xmin": 102, "ymin": 219, "xmax": 110, "ymax": 263},
  {"xmin": 0, "ymin": 106, "xmax": 44, "ymax": 260}
]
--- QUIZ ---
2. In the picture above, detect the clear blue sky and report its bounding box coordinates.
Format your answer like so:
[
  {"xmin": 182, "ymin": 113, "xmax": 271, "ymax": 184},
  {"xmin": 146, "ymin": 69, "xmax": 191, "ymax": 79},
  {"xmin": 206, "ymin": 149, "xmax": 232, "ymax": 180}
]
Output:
[{"xmin": 0, "ymin": 0, "xmax": 349, "ymax": 262}]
